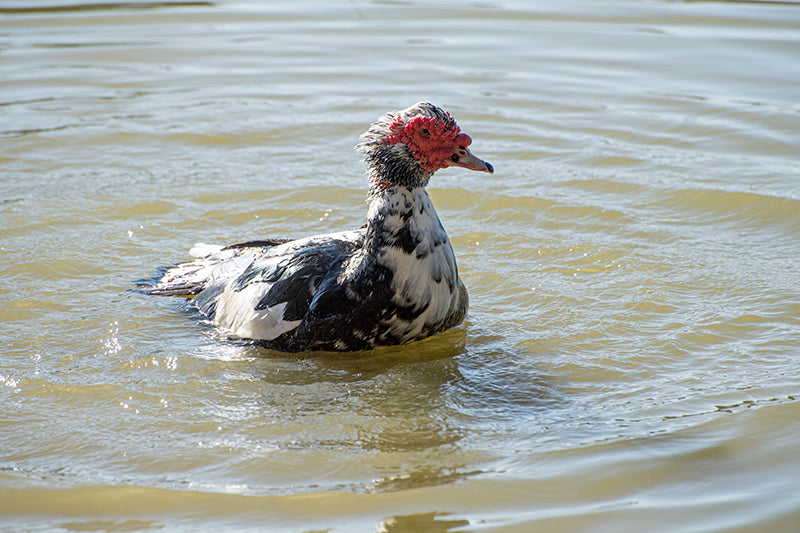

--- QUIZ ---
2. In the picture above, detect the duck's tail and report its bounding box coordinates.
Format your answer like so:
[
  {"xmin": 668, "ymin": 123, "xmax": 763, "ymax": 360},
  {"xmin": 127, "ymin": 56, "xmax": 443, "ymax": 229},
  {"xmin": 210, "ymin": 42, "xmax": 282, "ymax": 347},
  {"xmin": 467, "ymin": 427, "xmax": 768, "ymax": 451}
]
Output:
[{"xmin": 135, "ymin": 239, "xmax": 291, "ymax": 298}]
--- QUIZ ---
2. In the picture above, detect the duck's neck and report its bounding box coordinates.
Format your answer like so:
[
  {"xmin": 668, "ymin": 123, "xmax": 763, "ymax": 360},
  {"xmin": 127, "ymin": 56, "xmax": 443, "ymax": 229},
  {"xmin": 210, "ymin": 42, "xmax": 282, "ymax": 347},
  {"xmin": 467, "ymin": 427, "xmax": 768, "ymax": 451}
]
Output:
[
  {"xmin": 364, "ymin": 147, "xmax": 434, "ymax": 197},
  {"xmin": 365, "ymin": 185, "xmax": 443, "ymax": 255},
  {"xmin": 361, "ymin": 184, "xmax": 461, "ymax": 324}
]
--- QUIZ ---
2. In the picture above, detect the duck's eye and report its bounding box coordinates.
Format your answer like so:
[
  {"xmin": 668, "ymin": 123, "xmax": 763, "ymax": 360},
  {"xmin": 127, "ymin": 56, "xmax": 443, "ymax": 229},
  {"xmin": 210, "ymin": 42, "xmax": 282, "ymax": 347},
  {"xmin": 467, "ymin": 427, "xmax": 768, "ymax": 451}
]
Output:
[{"xmin": 420, "ymin": 128, "xmax": 430, "ymax": 137}]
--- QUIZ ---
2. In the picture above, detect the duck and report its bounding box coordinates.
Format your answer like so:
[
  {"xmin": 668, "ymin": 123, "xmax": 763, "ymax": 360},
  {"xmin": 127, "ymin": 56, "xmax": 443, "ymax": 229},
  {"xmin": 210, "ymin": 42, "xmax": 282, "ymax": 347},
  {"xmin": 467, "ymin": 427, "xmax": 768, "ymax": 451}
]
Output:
[{"xmin": 138, "ymin": 102, "xmax": 494, "ymax": 352}]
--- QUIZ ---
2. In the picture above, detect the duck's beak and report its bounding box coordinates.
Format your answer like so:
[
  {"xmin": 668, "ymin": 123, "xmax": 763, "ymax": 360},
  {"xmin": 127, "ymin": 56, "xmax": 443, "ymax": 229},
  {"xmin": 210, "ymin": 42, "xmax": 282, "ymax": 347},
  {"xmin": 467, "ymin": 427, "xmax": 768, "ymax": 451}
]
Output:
[{"xmin": 449, "ymin": 146, "xmax": 494, "ymax": 173}]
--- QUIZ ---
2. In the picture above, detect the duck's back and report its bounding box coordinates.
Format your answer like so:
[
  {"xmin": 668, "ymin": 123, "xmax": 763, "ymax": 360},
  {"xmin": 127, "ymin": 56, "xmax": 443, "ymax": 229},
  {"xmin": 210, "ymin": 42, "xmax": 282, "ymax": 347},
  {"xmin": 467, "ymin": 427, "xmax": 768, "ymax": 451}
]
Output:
[{"xmin": 141, "ymin": 230, "xmax": 379, "ymax": 350}]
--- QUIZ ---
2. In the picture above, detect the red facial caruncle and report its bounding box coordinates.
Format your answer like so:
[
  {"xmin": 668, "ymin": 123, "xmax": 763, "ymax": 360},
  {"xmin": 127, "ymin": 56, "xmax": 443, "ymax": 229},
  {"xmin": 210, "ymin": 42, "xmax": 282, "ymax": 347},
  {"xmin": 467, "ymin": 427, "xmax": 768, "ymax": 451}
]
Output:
[{"xmin": 382, "ymin": 115, "xmax": 473, "ymax": 172}]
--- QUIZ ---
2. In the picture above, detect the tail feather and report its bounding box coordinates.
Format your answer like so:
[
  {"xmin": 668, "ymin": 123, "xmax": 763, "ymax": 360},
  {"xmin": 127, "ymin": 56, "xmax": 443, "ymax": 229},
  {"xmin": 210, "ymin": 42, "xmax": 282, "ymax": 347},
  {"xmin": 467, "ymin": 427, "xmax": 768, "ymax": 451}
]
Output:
[
  {"xmin": 135, "ymin": 278, "xmax": 205, "ymax": 297},
  {"xmin": 137, "ymin": 238, "xmax": 294, "ymax": 299},
  {"xmin": 137, "ymin": 242, "xmax": 255, "ymax": 298},
  {"xmin": 135, "ymin": 262, "xmax": 212, "ymax": 298}
]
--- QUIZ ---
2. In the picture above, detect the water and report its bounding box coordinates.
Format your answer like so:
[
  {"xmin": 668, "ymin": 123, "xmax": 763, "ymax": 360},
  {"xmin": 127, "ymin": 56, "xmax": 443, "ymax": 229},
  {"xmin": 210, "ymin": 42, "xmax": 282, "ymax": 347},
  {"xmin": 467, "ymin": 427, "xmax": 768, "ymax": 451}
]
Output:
[{"xmin": 2, "ymin": 0, "xmax": 800, "ymax": 531}]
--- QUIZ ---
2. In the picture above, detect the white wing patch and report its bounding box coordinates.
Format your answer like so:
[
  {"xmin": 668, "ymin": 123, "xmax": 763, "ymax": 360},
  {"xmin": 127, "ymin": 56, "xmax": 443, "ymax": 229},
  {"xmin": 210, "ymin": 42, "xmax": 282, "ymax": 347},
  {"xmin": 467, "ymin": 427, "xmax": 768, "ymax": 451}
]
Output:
[
  {"xmin": 214, "ymin": 282, "xmax": 301, "ymax": 341},
  {"xmin": 189, "ymin": 242, "xmax": 225, "ymax": 258}
]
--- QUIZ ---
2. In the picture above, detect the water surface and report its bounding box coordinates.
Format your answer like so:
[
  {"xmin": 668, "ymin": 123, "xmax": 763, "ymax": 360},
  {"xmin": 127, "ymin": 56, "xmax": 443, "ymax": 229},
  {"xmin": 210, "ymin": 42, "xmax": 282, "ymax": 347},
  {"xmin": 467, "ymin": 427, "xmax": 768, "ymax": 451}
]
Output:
[{"xmin": 2, "ymin": 0, "xmax": 800, "ymax": 531}]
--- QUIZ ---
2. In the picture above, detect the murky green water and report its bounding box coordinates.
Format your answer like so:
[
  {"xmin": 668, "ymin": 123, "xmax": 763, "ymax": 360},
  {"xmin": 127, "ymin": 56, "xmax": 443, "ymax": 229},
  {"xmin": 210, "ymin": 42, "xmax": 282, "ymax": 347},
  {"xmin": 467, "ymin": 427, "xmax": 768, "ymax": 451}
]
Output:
[{"xmin": 2, "ymin": 1, "xmax": 800, "ymax": 531}]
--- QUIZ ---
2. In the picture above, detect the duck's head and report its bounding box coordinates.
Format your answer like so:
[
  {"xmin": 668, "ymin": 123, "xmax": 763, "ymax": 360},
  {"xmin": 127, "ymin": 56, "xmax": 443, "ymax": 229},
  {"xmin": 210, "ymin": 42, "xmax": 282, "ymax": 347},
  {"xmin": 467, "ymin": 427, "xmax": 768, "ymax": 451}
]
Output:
[{"xmin": 358, "ymin": 102, "xmax": 493, "ymax": 192}]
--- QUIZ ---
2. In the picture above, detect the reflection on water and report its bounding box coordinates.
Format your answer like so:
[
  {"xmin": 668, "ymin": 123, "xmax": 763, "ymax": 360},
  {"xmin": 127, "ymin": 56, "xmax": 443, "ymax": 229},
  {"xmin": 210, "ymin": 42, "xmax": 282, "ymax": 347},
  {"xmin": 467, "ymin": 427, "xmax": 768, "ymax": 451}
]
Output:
[
  {"xmin": 377, "ymin": 511, "xmax": 470, "ymax": 533},
  {"xmin": 2, "ymin": 0, "xmax": 800, "ymax": 531}
]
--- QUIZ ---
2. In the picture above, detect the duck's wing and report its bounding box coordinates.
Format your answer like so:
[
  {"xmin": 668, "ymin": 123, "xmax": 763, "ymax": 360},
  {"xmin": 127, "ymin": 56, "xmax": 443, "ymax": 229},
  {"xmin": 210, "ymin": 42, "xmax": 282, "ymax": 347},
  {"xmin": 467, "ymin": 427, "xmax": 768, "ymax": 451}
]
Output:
[
  {"xmin": 206, "ymin": 231, "xmax": 368, "ymax": 342},
  {"xmin": 140, "ymin": 230, "xmax": 366, "ymax": 343}
]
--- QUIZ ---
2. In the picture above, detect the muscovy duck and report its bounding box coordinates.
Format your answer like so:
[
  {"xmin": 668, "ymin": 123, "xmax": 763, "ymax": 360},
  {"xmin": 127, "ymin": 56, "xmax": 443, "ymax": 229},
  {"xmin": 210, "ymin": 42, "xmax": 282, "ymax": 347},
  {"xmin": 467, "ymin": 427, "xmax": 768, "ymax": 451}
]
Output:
[{"xmin": 139, "ymin": 102, "xmax": 493, "ymax": 351}]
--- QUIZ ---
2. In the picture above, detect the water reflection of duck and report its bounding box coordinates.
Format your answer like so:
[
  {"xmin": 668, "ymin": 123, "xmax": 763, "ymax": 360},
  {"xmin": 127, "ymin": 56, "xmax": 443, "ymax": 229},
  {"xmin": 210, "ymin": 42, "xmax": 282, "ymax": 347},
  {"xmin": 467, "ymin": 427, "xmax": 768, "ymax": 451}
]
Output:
[{"xmin": 138, "ymin": 102, "xmax": 493, "ymax": 352}]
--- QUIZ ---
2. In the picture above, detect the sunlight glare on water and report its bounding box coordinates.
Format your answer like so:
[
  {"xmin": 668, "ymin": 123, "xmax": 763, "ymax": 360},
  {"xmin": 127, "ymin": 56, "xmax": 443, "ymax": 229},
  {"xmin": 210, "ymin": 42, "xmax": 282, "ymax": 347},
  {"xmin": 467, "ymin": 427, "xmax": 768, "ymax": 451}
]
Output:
[{"xmin": 1, "ymin": 0, "xmax": 799, "ymax": 531}]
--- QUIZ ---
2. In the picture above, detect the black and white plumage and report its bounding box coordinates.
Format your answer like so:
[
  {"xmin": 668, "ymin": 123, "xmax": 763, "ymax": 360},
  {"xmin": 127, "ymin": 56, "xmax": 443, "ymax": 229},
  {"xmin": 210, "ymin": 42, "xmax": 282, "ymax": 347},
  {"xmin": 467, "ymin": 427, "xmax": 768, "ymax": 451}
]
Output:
[{"xmin": 138, "ymin": 102, "xmax": 494, "ymax": 352}]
